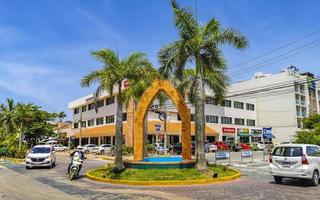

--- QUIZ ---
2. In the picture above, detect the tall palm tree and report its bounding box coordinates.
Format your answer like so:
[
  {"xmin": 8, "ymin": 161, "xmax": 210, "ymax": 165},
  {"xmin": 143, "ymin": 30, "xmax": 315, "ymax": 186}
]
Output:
[
  {"xmin": 15, "ymin": 103, "xmax": 37, "ymax": 150},
  {"xmin": 81, "ymin": 49, "xmax": 154, "ymax": 172},
  {"xmin": 158, "ymin": 0, "xmax": 248, "ymax": 171}
]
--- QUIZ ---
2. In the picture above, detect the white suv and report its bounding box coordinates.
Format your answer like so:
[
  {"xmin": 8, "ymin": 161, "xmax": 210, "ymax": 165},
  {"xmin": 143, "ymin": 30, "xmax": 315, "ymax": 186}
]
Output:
[
  {"xmin": 269, "ymin": 144, "xmax": 320, "ymax": 186},
  {"xmin": 25, "ymin": 145, "xmax": 56, "ymax": 169}
]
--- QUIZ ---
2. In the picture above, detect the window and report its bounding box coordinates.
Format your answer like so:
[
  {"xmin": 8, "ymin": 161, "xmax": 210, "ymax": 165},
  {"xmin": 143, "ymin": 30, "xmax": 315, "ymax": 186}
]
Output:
[
  {"xmin": 247, "ymin": 119, "xmax": 256, "ymax": 126},
  {"xmin": 74, "ymin": 108, "xmax": 80, "ymax": 114},
  {"xmin": 234, "ymin": 101, "xmax": 244, "ymax": 109},
  {"xmin": 81, "ymin": 121, "xmax": 86, "ymax": 128},
  {"xmin": 222, "ymin": 100, "xmax": 231, "ymax": 107},
  {"xmin": 96, "ymin": 117, "xmax": 104, "ymax": 125},
  {"xmin": 221, "ymin": 117, "xmax": 232, "ymax": 124},
  {"xmin": 106, "ymin": 115, "xmax": 115, "ymax": 124},
  {"xmin": 106, "ymin": 96, "xmax": 115, "ymax": 105},
  {"xmin": 206, "ymin": 115, "xmax": 218, "ymax": 123},
  {"xmin": 306, "ymin": 146, "xmax": 320, "ymax": 156},
  {"xmin": 246, "ymin": 103, "xmax": 255, "ymax": 111},
  {"xmin": 88, "ymin": 103, "xmax": 95, "ymax": 110},
  {"xmin": 123, "ymin": 113, "xmax": 127, "ymax": 121},
  {"xmin": 81, "ymin": 105, "xmax": 87, "ymax": 112},
  {"xmin": 73, "ymin": 122, "xmax": 79, "ymax": 128},
  {"xmin": 96, "ymin": 100, "xmax": 104, "ymax": 108},
  {"xmin": 235, "ymin": 118, "xmax": 245, "ymax": 125},
  {"xmin": 205, "ymin": 97, "xmax": 218, "ymax": 105},
  {"xmin": 272, "ymin": 147, "xmax": 303, "ymax": 157},
  {"xmin": 88, "ymin": 119, "xmax": 94, "ymax": 127}
]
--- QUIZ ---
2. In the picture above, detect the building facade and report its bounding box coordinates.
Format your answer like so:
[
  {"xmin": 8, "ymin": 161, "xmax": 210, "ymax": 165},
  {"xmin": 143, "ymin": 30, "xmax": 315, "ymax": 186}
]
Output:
[{"xmin": 68, "ymin": 67, "xmax": 319, "ymax": 146}]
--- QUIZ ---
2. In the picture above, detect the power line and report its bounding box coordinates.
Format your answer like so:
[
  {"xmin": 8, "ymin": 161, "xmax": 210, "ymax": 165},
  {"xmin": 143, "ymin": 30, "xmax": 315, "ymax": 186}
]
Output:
[
  {"xmin": 229, "ymin": 28, "xmax": 320, "ymax": 70},
  {"xmin": 229, "ymin": 39, "xmax": 320, "ymax": 77}
]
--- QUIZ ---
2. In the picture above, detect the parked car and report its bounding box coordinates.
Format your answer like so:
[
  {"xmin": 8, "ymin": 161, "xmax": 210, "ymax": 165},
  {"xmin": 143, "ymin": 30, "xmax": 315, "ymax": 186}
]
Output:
[
  {"xmin": 240, "ymin": 143, "xmax": 251, "ymax": 150},
  {"xmin": 54, "ymin": 144, "xmax": 68, "ymax": 152},
  {"xmin": 269, "ymin": 144, "xmax": 320, "ymax": 186},
  {"xmin": 25, "ymin": 145, "xmax": 56, "ymax": 169},
  {"xmin": 230, "ymin": 143, "xmax": 241, "ymax": 152},
  {"xmin": 249, "ymin": 143, "xmax": 258, "ymax": 151},
  {"xmin": 83, "ymin": 144, "xmax": 98, "ymax": 154},
  {"xmin": 214, "ymin": 141, "xmax": 229, "ymax": 150},
  {"xmin": 254, "ymin": 142, "xmax": 265, "ymax": 150},
  {"xmin": 98, "ymin": 144, "xmax": 112, "ymax": 155},
  {"xmin": 206, "ymin": 143, "xmax": 218, "ymax": 152},
  {"xmin": 172, "ymin": 143, "xmax": 182, "ymax": 154}
]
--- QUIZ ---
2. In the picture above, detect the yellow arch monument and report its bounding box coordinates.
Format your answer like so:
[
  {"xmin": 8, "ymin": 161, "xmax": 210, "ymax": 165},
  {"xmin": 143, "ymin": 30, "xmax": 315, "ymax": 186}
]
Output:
[{"xmin": 133, "ymin": 80, "xmax": 192, "ymax": 161}]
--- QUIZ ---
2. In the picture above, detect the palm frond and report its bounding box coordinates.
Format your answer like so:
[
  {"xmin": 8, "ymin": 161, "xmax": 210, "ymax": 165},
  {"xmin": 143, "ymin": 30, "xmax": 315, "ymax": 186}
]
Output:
[{"xmin": 215, "ymin": 28, "xmax": 248, "ymax": 49}]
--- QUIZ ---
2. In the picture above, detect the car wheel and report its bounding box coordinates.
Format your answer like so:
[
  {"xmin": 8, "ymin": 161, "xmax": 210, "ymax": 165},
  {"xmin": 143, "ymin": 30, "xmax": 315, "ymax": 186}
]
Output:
[
  {"xmin": 26, "ymin": 166, "xmax": 30, "ymax": 170},
  {"xmin": 85, "ymin": 150, "xmax": 89, "ymax": 154},
  {"xmin": 100, "ymin": 150, "xmax": 105, "ymax": 155},
  {"xmin": 310, "ymin": 170, "xmax": 319, "ymax": 186},
  {"xmin": 274, "ymin": 176, "xmax": 283, "ymax": 184}
]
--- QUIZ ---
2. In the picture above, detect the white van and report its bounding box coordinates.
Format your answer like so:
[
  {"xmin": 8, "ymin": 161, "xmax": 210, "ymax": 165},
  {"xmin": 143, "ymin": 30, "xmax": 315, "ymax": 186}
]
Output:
[
  {"xmin": 45, "ymin": 140, "xmax": 58, "ymax": 146},
  {"xmin": 269, "ymin": 144, "xmax": 320, "ymax": 186}
]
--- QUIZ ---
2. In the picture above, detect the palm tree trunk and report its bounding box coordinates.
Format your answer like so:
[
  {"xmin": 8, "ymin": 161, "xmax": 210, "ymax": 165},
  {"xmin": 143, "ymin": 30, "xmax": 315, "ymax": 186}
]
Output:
[
  {"xmin": 195, "ymin": 59, "xmax": 207, "ymax": 171},
  {"xmin": 18, "ymin": 129, "xmax": 22, "ymax": 151},
  {"xmin": 114, "ymin": 86, "xmax": 125, "ymax": 172}
]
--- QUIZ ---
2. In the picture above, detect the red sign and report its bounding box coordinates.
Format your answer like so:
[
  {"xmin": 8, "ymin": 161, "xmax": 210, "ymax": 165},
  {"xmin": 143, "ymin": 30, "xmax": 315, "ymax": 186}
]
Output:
[{"xmin": 222, "ymin": 127, "xmax": 236, "ymax": 133}]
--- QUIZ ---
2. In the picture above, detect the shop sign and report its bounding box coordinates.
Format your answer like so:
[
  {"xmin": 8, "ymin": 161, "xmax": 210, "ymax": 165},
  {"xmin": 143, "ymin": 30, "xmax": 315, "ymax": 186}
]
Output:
[
  {"xmin": 237, "ymin": 128, "xmax": 249, "ymax": 133},
  {"xmin": 241, "ymin": 150, "xmax": 253, "ymax": 157},
  {"xmin": 251, "ymin": 129, "xmax": 262, "ymax": 135},
  {"xmin": 216, "ymin": 151, "xmax": 230, "ymax": 159},
  {"xmin": 263, "ymin": 127, "xmax": 273, "ymax": 138},
  {"xmin": 222, "ymin": 127, "xmax": 236, "ymax": 133},
  {"xmin": 155, "ymin": 124, "xmax": 162, "ymax": 132}
]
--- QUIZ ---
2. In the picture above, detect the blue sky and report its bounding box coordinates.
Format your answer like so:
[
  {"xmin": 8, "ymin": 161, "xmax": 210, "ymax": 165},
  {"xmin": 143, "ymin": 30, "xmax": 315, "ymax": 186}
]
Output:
[{"xmin": 0, "ymin": 0, "xmax": 319, "ymax": 119}]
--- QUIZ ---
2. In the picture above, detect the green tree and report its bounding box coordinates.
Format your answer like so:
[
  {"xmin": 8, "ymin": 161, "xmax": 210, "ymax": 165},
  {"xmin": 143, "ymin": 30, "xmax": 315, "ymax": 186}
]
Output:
[
  {"xmin": 294, "ymin": 114, "xmax": 320, "ymax": 144},
  {"xmin": 0, "ymin": 99, "xmax": 17, "ymax": 136},
  {"xmin": 81, "ymin": 49, "xmax": 154, "ymax": 172},
  {"xmin": 158, "ymin": 0, "xmax": 248, "ymax": 170}
]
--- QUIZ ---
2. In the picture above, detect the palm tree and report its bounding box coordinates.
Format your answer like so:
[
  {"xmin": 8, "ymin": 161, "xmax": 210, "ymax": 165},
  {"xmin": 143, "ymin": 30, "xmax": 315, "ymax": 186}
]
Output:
[
  {"xmin": 158, "ymin": 0, "xmax": 248, "ymax": 171},
  {"xmin": 15, "ymin": 103, "xmax": 37, "ymax": 150},
  {"xmin": 81, "ymin": 49, "xmax": 154, "ymax": 172},
  {"xmin": 1, "ymin": 99, "xmax": 17, "ymax": 136}
]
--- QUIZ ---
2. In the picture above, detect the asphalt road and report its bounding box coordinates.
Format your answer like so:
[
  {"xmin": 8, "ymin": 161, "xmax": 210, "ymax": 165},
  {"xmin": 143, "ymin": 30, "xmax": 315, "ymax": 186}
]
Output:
[{"xmin": 1, "ymin": 153, "xmax": 320, "ymax": 200}]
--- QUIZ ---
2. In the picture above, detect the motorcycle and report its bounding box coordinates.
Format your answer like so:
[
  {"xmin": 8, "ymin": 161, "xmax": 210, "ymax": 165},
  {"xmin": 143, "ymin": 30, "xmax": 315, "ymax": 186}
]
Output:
[{"xmin": 69, "ymin": 154, "xmax": 83, "ymax": 180}]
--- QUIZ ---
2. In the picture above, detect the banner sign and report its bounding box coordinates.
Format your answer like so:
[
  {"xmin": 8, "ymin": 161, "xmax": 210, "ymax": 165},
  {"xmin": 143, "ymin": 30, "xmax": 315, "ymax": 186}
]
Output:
[
  {"xmin": 251, "ymin": 129, "xmax": 262, "ymax": 134},
  {"xmin": 263, "ymin": 127, "xmax": 273, "ymax": 138},
  {"xmin": 216, "ymin": 151, "xmax": 230, "ymax": 159},
  {"xmin": 241, "ymin": 150, "xmax": 253, "ymax": 157},
  {"xmin": 222, "ymin": 127, "xmax": 236, "ymax": 133},
  {"xmin": 237, "ymin": 128, "xmax": 249, "ymax": 133}
]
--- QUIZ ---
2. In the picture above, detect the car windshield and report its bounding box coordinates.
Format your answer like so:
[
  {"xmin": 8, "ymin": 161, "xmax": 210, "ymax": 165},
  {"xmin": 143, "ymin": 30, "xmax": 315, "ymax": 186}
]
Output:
[
  {"xmin": 272, "ymin": 147, "xmax": 303, "ymax": 157},
  {"xmin": 102, "ymin": 144, "xmax": 111, "ymax": 147},
  {"xmin": 31, "ymin": 147, "xmax": 51, "ymax": 154}
]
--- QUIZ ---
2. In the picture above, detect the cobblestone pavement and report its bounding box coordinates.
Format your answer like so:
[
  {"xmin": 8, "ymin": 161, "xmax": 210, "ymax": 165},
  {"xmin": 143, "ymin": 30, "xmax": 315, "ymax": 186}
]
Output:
[{"xmin": 1, "ymin": 153, "xmax": 320, "ymax": 200}]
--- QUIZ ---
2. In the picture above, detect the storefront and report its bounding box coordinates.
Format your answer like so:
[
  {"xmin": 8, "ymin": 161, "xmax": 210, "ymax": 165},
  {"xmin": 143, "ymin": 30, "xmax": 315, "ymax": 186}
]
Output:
[
  {"xmin": 237, "ymin": 128, "xmax": 251, "ymax": 143},
  {"xmin": 251, "ymin": 128, "xmax": 262, "ymax": 142},
  {"xmin": 222, "ymin": 127, "xmax": 236, "ymax": 143}
]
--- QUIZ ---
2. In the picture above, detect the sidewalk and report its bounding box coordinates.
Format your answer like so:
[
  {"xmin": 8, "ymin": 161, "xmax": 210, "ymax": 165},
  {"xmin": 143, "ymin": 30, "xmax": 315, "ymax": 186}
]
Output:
[{"xmin": 0, "ymin": 165, "xmax": 82, "ymax": 200}]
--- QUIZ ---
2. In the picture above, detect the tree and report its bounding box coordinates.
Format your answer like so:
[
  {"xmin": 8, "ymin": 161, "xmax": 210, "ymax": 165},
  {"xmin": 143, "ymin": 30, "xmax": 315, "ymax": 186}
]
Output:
[
  {"xmin": 158, "ymin": 0, "xmax": 248, "ymax": 170},
  {"xmin": 0, "ymin": 99, "xmax": 17, "ymax": 136},
  {"xmin": 81, "ymin": 49, "xmax": 154, "ymax": 172},
  {"xmin": 294, "ymin": 114, "xmax": 320, "ymax": 144}
]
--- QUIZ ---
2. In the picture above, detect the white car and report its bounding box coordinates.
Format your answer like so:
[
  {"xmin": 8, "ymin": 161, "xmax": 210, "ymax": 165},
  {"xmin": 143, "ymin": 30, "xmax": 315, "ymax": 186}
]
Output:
[
  {"xmin": 25, "ymin": 145, "xmax": 56, "ymax": 169},
  {"xmin": 269, "ymin": 144, "xmax": 320, "ymax": 186},
  {"xmin": 54, "ymin": 144, "xmax": 68, "ymax": 152},
  {"xmin": 83, "ymin": 144, "xmax": 98, "ymax": 154},
  {"xmin": 208, "ymin": 144, "xmax": 218, "ymax": 152},
  {"xmin": 98, "ymin": 144, "xmax": 113, "ymax": 155},
  {"xmin": 253, "ymin": 142, "xmax": 265, "ymax": 150}
]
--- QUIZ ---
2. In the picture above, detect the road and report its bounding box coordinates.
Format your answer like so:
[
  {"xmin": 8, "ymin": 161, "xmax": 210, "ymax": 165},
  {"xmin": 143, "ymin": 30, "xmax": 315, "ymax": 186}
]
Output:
[{"xmin": 1, "ymin": 153, "xmax": 320, "ymax": 200}]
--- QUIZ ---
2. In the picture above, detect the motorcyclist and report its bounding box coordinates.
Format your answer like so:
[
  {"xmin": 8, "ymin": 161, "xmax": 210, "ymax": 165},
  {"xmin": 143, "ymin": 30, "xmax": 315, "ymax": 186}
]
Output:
[{"xmin": 67, "ymin": 150, "xmax": 84, "ymax": 174}]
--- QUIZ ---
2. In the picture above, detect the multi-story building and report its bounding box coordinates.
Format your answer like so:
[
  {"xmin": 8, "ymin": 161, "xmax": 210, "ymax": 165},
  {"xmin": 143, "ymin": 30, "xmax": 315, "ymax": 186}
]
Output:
[
  {"xmin": 68, "ymin": 67, "xmax": 319, "ymax": 146},
  {"xmin": 230, "ymin": 67, "xmax": 319, "ymax": 143},
  {"xmin": 68, "ymin": 85, "xmax": 263, "ymax": 147}
]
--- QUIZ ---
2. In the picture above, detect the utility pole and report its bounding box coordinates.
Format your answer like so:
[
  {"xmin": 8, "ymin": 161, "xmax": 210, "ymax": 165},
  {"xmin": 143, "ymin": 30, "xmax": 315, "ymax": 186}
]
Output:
[{"xmin": 79, "ymin": 111, "xmax": 82, "ymax": 147}]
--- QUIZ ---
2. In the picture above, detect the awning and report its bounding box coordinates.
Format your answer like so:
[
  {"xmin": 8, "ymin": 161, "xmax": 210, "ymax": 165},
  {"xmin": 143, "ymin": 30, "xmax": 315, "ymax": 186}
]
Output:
[{"xmin": 238, "ymin": 133, "xmax": 252, "ymax": 137}]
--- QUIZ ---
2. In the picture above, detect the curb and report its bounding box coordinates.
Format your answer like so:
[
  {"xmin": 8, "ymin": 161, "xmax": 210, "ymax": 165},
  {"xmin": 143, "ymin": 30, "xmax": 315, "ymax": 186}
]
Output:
[{"xmin": 86, "ymin": 168, "xmax": 241, "ymax": 186}]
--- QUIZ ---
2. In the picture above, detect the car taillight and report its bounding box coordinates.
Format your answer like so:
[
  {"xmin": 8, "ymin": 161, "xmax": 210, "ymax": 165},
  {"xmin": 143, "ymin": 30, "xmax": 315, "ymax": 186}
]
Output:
[
  {"xmin": 269, "ymin": 155, "xmax": 273, "ymax": 163},
  {"xmin": 301, "ymin": 154, "xmax": 309, "ymax": 165}
]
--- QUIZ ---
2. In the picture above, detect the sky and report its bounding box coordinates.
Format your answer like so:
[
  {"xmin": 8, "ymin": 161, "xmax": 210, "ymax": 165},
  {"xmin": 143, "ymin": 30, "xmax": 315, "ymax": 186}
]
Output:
[{"xmin": 0, "ymin": 0, "xmax": 319, "ymax": 119}]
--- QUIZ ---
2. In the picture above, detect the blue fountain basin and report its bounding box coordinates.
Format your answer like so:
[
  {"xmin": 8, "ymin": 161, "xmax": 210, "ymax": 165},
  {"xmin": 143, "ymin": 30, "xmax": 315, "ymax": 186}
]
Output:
[{"xmin": 124, "ymin": 157, "xmax": 195, "ymax": 169}]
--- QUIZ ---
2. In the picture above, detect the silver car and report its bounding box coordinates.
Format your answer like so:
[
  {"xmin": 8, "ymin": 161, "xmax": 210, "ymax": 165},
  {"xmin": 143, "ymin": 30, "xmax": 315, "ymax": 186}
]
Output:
[
  {"xmin": 25, "ymin": 145, "xmax": 56, "ymax": 169},
  {"xmin": 269, "ymin": 144, "xmax": 320, "ymax": 186}
]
